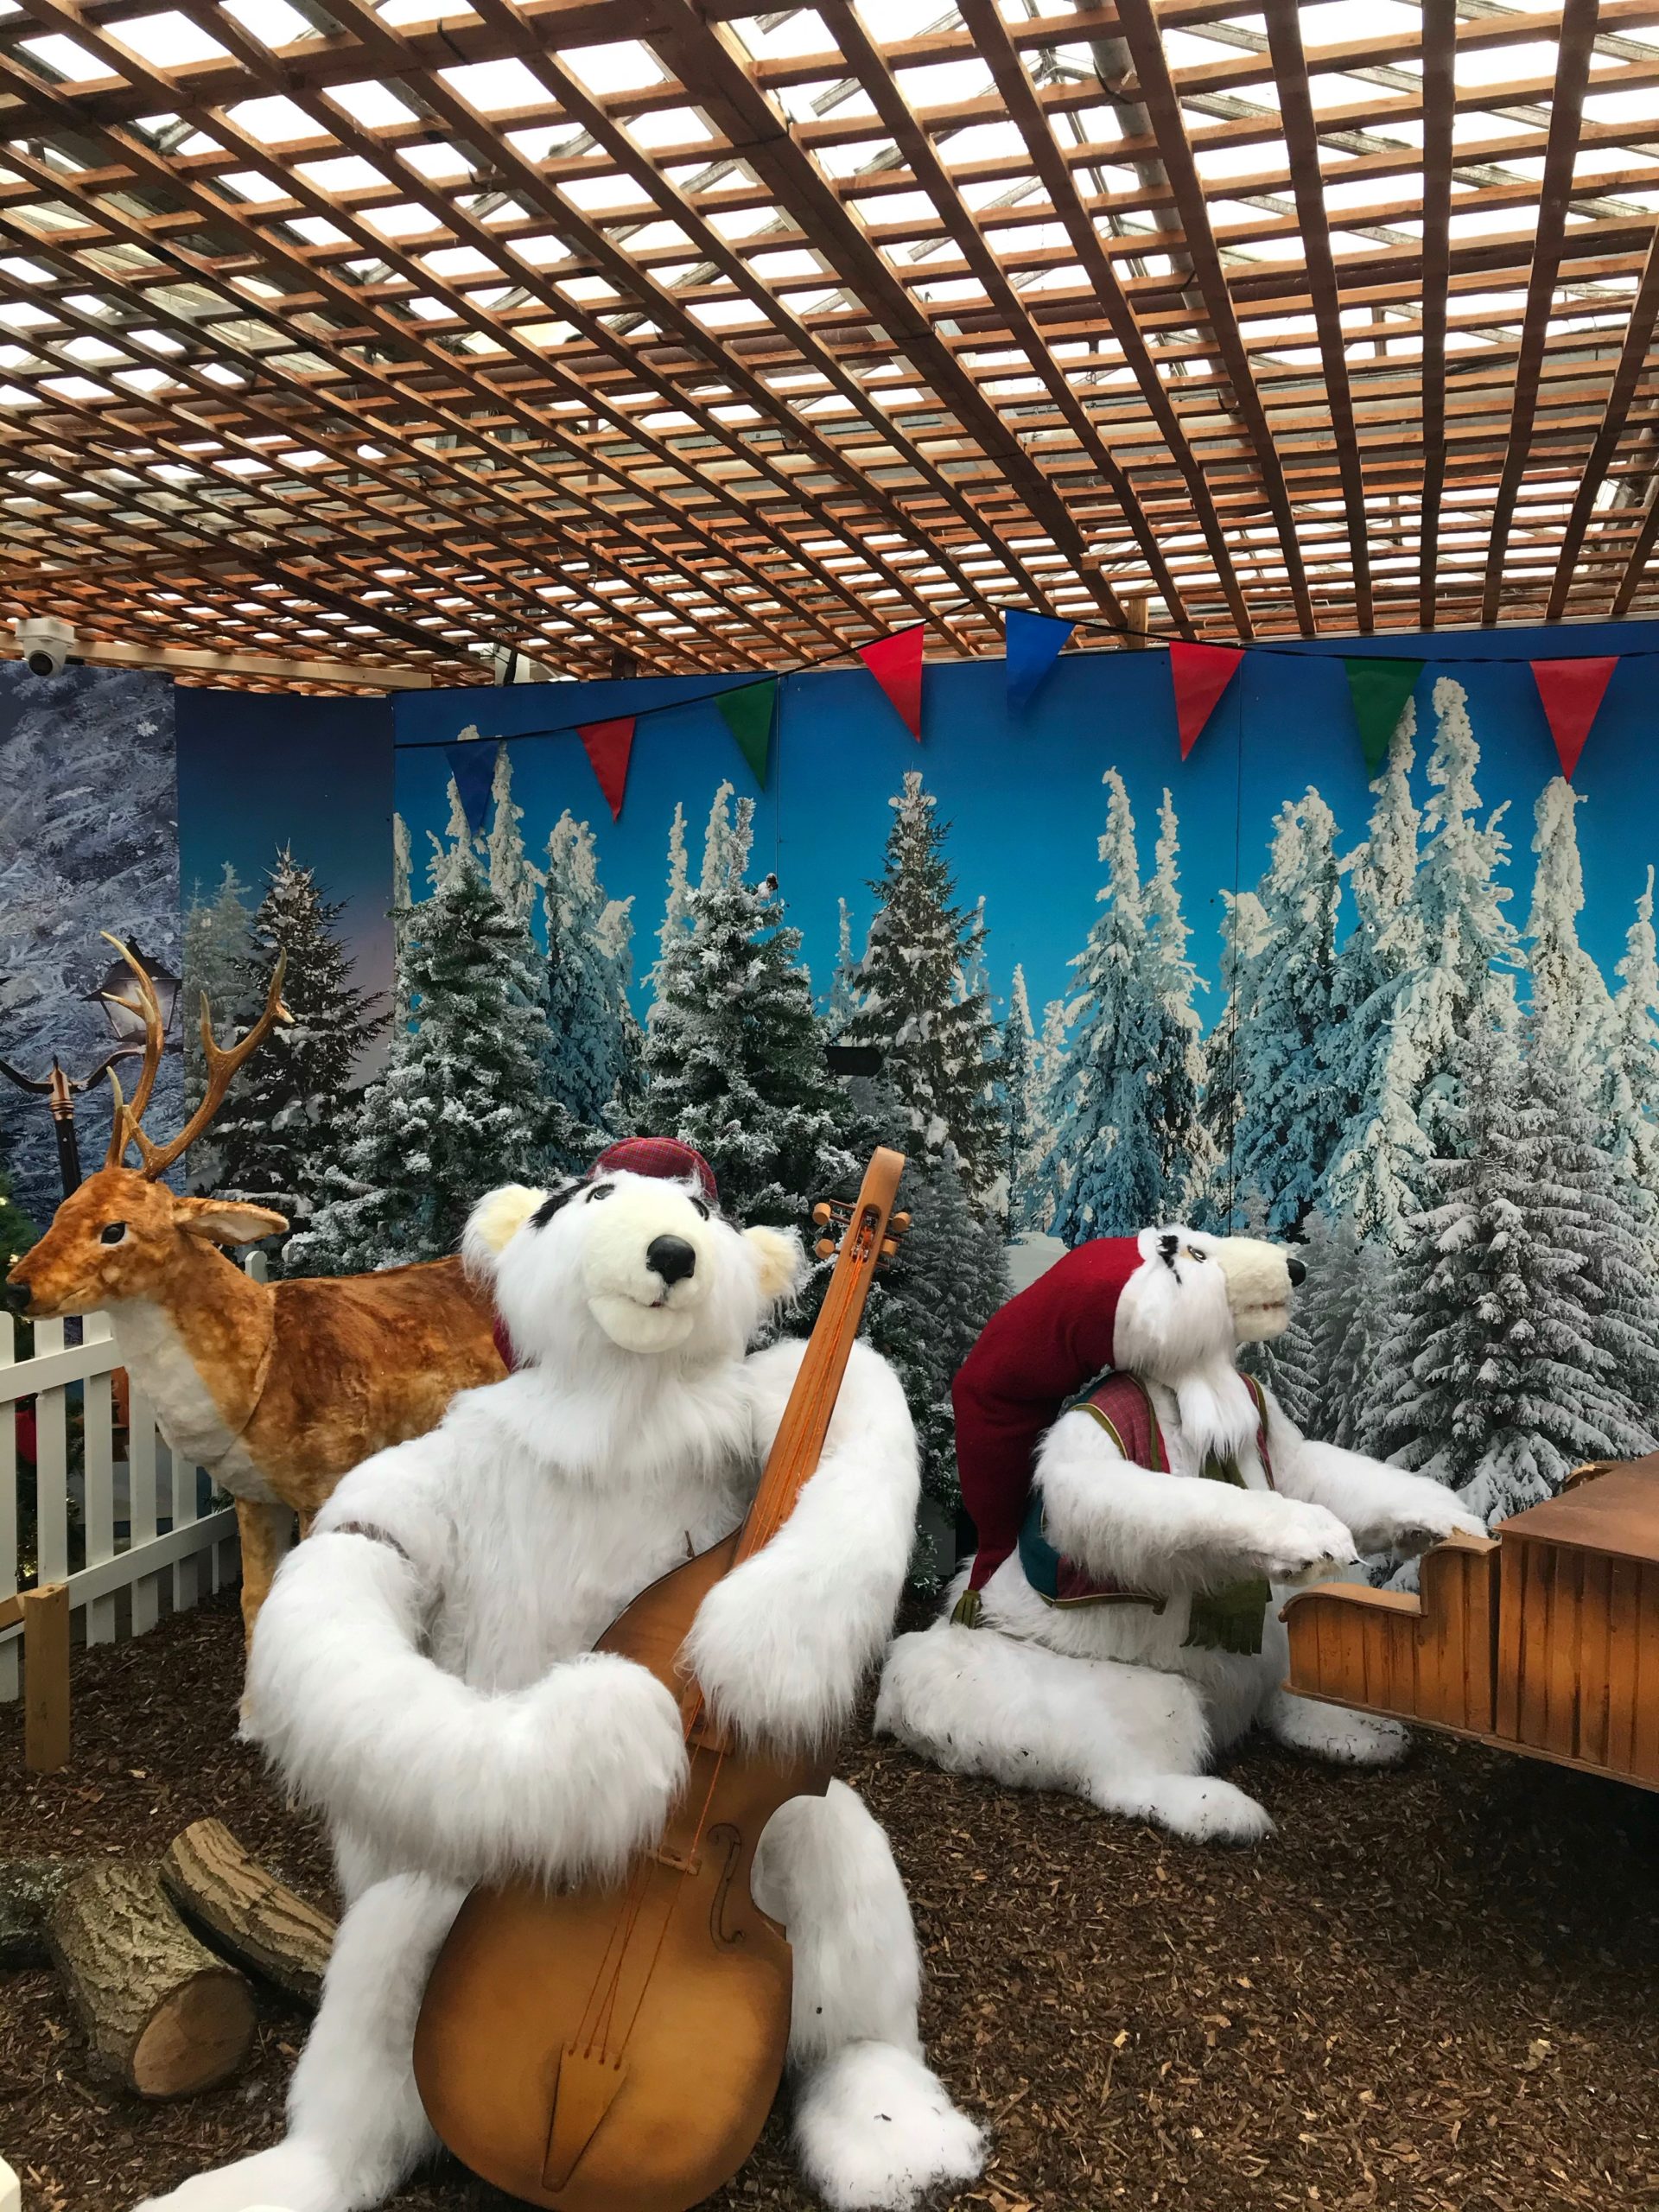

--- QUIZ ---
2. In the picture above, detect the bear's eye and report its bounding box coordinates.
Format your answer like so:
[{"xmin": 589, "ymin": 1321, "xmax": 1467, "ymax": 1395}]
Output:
[
  {"xmin": 100, "ymin": 1222, "xmax": 128, "ymax": 1245},
  {"xmin": 585, "ymin": 1183, "xmax": 614, "ymax": 1205},
  {"xmin": 690, "ymin": 1197, "xmax": 710, "ymax": 1221},
  {"xmin": 1185, "ymin": 1245, "xmax": 1205, "ymax": 1262}
]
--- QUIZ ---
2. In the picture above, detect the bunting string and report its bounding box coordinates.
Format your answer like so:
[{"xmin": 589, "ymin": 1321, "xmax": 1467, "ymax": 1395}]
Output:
[{"xmin": 410, "ymin": 597, "xmax": 1643, "ymax": 818}]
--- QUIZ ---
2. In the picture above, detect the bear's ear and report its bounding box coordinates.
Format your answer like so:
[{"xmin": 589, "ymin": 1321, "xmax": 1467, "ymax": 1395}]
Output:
[
  {"xmin": 462, "ymin": 1183, "xmax": 550, "ymax": 1277},
  {"xmin": 745, "ymin": 1224, "xmax": 808, "ymax": 1306}
]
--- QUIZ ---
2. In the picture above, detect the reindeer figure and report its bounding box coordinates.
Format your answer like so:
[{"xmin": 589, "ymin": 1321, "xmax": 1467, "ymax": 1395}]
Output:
[{"xmin": 3, "ymin": 942, "xmax": 505, "ymax": 1654}]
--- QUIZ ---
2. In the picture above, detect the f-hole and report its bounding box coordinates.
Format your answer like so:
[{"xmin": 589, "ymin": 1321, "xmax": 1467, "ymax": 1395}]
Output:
[{"xmin": 707, "ymin": 1825, "xmax": 746, "ymax": 1948}]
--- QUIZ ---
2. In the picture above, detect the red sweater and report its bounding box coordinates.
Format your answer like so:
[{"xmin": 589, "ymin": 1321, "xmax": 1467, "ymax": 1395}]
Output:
[{"xmin": 953, "ymin": 1238, "xmax": 1145, "ymax": 1591}]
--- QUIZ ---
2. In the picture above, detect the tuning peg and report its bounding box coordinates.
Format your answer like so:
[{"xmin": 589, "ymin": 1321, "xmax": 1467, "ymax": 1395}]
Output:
[
  {"xmin": 879, "ymin": 1235, "xmax": 902, "ymax": 1259},
  {"xmin": 815, "ymin": 1236, "xmax": 838, "ymax": 1262},
  {"xmin": 811, "ymin": 1201, "xmax": 834, "ymax": 1228},
  {"xmin": 887, "ymin": 1212, "xmax": 910, "ymax": 1237}
]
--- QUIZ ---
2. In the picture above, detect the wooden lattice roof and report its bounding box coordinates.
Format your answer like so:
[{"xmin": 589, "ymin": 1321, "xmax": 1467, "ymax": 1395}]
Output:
[{"xmin": 1, "ymin": 0, "xmax": 1656, "ymax": 689}]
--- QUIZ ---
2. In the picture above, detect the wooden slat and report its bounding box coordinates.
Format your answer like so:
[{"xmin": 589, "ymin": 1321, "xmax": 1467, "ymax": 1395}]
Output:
[
  {"xmin": 1480, "ymin": 0, "xmax": 1605, "ymax": 625},
  {"xmin": 1262, "ymin": 0, "xmax": 1371, "ymax": 632},
  {"xmin": 1115, "ymin": 0, "xmax": 1315, "ymax": 633},
  {"xmin": 0, "ymin": 0, "xmax": 1645, "ymax": 660}
]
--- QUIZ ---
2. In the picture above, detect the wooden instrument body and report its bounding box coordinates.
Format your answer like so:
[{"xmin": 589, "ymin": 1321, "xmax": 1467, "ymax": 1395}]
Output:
[
  {"xmin": 1281, "ymin": 1453, "xmax": 1659, "ymax": 1791},
  {"xmin": 414, "ymin": 1145, "xmax": 906, "ymax": 2212},
  {"xmin": 413, "ymin": 1534, "xmax": 831, "ymax": 2212}
]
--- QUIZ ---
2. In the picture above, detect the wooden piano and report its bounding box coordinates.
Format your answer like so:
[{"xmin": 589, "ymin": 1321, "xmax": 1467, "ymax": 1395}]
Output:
[{"xmin": 1281, "ymin": 1455, "xmax": 1659, "ymax": 1791}]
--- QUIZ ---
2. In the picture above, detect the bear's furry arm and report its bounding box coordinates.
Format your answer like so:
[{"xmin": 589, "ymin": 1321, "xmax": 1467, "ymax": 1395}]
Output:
[
  {"xmin": 1260, "ymin": 1392, "xmax": 1487, "ymax": 1554},
  {"xmin": 1034, "ymin": 1409, "xmax": 1359, "ymax": 1593},
  {"xmin": 682, "ymin": 1338, "xmax": 919, "ymax": 1752},
  {"xmin": 245, "ymin": 1437, "xmax": 689, "ymax": 1887}
]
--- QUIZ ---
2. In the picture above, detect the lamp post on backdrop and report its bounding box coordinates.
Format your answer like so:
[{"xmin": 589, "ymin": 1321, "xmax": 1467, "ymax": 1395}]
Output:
[{"xmin": 0, "ymin": 940, "xmax": 181, "ymax": 1196}]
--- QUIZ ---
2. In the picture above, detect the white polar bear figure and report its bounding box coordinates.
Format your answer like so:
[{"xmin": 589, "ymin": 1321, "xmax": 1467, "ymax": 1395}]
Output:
[
  {"xmin": 139, "ymin": 1138, "xmax": 983, "ymax": 2212},
  {"xmin": 876, "ymin": 1227, "xmax": 1485, "ymax": 1845}
]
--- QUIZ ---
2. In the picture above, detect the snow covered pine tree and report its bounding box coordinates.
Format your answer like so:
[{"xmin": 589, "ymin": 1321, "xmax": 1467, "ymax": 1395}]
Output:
[
  {"xmin": 644, "ymin": 785, "xmax": 864, "ymax": 1227},
  {"xmin": 289, "ymin": 783, "xmax": 582, "ymax": 1274},
  {"xmin": 1042, "ymin": 770, "xmax": 1200, "ymax": 1242},
  {"xmin": 841, "ymin": 771, "xmax": 1002, "ymax": 1205},
  {"xmin": 211, "ymin": 848, "xmax": 387, "ymax": 1235},
  {"xmin": 543, "ymin": 809, "xmax": 639, "ymax": 1128},
  {"xmin": 1372, "ymin": 1007, "xmax": 1658, "ymax": 1524}
]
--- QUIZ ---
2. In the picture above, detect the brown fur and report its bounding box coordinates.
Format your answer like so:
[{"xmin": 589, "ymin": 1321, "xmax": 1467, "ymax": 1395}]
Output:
[{"xmin": 7, "ymin": 1166, "xmax": 504, "ymax": 1644}]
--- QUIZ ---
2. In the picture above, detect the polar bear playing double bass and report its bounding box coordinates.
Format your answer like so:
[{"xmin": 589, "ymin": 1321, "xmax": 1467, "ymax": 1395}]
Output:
[
  {"xmin": 878, "ymin": 1227, "xmax": 1486, "ymax": 1843},
  {"xmin": 139, "ymin": 1138, "xmax": 982, "ymax": 2212}
]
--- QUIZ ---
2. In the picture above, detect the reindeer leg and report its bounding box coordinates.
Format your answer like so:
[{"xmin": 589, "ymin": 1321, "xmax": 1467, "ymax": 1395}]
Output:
[{"xmin": 234, "ymin": 1498, "xmax": 296, "ymax": 1693}]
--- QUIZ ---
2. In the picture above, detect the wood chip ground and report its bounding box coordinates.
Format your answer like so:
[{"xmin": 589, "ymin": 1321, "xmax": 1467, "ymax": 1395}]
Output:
[{"xmin": 3, "ymin": 1592, "xmax": 1657, "ymax": 2211}]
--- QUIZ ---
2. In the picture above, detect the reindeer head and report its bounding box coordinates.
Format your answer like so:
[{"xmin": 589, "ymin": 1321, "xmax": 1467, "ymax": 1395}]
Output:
[{"xmin": 3, "ymin": 940, "xmax": 292, "ymax": 1321}]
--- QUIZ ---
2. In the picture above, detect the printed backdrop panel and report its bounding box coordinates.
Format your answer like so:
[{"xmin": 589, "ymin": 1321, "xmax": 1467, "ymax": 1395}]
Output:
[
  {"xmin": 176, "ymin": 688, "xmax": 396, "ymax": 1086},
  {"xmin": 0, "ymin": 664, "xmax": 179, "ymax": 1224}
]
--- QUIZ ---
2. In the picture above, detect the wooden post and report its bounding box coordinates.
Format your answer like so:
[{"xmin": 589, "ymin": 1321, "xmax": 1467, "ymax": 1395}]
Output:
[{"xmin": 22, "ymin": 1582, "xmax": 70, "ymax": 1773}]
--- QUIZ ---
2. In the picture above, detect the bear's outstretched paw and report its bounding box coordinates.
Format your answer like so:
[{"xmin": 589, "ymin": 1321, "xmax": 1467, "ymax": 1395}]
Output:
[
  {"xmin": 136, "ymin": 2142, "xmax": 346, "ymax": 2212},
  {"xmin": 795, "ymin": 2042, "xmax": 985, "ymax": 2212},
  {"xmin": 1267, "ymin": 1694, "xmax": 1409, "ymax": 1768},
  {"xmin": 1113, "ymin": 1773, "xmax": 1276, "ymax": 1845}
]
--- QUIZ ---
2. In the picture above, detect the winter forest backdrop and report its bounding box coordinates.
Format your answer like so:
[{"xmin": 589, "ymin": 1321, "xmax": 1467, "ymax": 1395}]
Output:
[{"xmin": 5, "ymin": 630, "xmax": 1659, "ymax": 1569}]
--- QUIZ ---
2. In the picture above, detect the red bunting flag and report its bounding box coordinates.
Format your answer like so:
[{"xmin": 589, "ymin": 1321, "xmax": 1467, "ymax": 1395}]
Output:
[
  {"xmin": 1169, "ymin": 641, "xmax": 1244, "ymax": 759},
  {"xmin": 577, "ymin": 715, "xmax": 636, "ymax": 820},
  {"xmin": 857, "ymin": 625, "xmax": 925, "ymax": 739},
  {"xmin": 1529, "ymin": 656, "xmax": 1618, "ymax": 781}
]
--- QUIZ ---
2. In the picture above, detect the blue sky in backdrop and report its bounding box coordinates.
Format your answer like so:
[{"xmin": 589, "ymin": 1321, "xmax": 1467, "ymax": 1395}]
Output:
[
  {"xmin": 393, "ymin": 618, "xmax": 1659, "ymax": 1033},
  {"xmin": 175, "ymin": 690, "xmax": 397, "ymax": 1020}
]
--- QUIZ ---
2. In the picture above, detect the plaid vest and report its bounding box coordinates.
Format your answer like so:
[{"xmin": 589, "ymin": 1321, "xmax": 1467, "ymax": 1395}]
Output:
[{"xmin": 1018, "ymin": 1370, "xmax": 1274, "ymax": 1633}]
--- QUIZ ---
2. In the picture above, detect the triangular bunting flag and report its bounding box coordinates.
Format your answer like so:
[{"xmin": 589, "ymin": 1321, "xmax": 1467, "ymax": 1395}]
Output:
[
  {"xmin": 715, "ymin": 678, "xmax": 778, "ymax": 788},
  {"xmin": 1530, "ymin": 656, "xmax": 1618, "ymax": 781},
  {"xmin": 577, "ymin": 715, "xmax": 636, "ymax": 821},
  {"xmin": 1005, "ymin": 609, "xmax": 1076, "ymax": 713},
  {"xmin": 444, "ymin": 740, "xmax": 497, "ymax": 835},
  {"xmin": 1344, "ymin": 658, "xmax": 1424, "ymax": 775},
  {"xmin": 1168, "ymin": 641, "xmax": 1244, "ymax": 759},
  {"xmin": 857, "ymin": 626, "xmax": 925, "ymax": 739}
]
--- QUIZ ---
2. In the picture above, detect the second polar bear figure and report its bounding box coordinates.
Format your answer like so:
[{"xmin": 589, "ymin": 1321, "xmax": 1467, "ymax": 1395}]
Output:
[{"xmin": 878, "ymin": 1228, "xmax": 1484, "ymax": 1843}]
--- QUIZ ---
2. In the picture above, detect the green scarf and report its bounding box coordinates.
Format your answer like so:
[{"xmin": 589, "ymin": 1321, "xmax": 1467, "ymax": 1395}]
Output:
[{"xmin": 1183, "ymin": 1442, "xmax": 1270, "ymax": 1656}]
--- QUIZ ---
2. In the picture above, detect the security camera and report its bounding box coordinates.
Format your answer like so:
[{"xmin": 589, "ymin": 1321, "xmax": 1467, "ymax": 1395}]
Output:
[{"xmin": 14, "ymin": 615, "xmax": 74, "ymax": 678}]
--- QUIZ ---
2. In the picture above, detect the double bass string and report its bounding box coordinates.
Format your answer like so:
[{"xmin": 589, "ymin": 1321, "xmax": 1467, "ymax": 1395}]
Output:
[{"xmin": 570, "ymin": 1186, "xmax": 890, "ymax": 2075}]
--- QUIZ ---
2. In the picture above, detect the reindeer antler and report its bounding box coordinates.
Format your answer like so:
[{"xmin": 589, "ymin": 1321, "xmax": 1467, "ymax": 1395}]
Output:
[
  {"xmin": 100, "ymin": 934, "xmax": 168, "ymax": 1168},
  {"xmin": 109, "ymin": 950, "xmax": 291, "ymax": 1179}
]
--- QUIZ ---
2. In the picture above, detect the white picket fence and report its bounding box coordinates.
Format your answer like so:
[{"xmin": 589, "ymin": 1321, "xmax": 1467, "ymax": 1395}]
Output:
[{"xmin": 0, "ymin": 1260, "xmax": 264, "ymax": 1702}]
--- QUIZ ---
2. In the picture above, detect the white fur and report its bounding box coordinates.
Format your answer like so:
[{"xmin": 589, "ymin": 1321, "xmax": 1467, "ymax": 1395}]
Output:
[
  {"xmin": 110, "ymin": 1300, "xmax": 281, "ymax": 1506},
  {"xmin": 144, "ymin": 1172, "xmax": 979, "ymax": 2212},
  {"xmin": 460, "ymin": 1180, "xmax": 545, "ymax": 1270},
  {"xmin": 879, "ymin": 1224, "xmax": 1487, "ymax": 1846}
]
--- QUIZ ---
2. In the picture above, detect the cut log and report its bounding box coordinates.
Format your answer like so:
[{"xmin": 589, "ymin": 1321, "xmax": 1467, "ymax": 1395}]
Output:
[
  {"xmin": 0, "ymin": 1857, "xmax": 77, "ymax": 1966},
  {"xmin": 162, "ymin": 1818, "xmax": 334, "ymax": 2005},
  {"xmin": 46, "ymin": 1863, "xmax": 256, "ymax": 2098}
]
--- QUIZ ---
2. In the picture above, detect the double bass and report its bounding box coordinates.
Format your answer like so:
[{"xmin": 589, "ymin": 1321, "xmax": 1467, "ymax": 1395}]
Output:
[{"xmin": 412, "ymin": 1147, "xmax": 909, "ymax": 2212}]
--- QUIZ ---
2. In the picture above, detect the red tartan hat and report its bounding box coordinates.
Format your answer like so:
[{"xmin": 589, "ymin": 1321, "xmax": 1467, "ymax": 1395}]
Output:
[
  {"xmin": 591, "ymin": 1135, "xmax": 719, "ymax": 1205},
  {"xmin": 955, "ymin": 1236, "xmax": 1152, "ymax": 1592}
]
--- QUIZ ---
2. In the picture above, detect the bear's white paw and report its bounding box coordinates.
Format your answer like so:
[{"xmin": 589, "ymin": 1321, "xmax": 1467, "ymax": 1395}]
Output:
[
  {"xmin": 1388, "ymin": 1502, "xmax": 1488, "ymax": 1555},
  {"xmin": 1135, "ymin": 1774, "xmax": 1275, "ymax": 1845},
  {"xmin": 135, "ymin": 2142, "xmax": 342, "ymax": 2212},
  {"xmin": 1247, "ymin": 1496, "xmax": 1359, "ymax": 1585},
  {"xmin": 1268, "ymin": 1695, "xmax": 1409, "ymax": 1768},
  {"xmin": 795, "ymin": 2042, "xmax": 986, "ymax": 2212}
]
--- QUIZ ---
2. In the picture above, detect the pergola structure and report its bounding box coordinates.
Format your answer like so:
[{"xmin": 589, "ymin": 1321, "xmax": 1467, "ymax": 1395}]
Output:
[{"xmin": 0, "ymin": 0, "xmax": 1656, "ymax": 689}]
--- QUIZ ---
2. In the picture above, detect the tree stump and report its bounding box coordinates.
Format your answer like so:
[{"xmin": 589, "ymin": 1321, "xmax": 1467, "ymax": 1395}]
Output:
[
  {"xmin": 46, "ymin": 1863, "xmax": 256, "ymax": 2098},
  {"xmin": 162, "ymin": 1818, "xmax": 334, "ymax": 2005}
]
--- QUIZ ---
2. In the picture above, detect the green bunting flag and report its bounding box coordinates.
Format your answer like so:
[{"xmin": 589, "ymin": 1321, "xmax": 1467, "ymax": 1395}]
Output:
[
  {"xmin": 1344, "ymin": 657, "xmax": 1424, "ymax": 773},
  {"xmin": 715, "ymin": 678, "xmax": 778, "ymax": 787}
]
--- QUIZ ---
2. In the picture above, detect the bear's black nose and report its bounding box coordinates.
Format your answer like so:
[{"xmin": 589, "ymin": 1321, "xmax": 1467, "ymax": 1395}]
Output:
[
  {"xmin": 2, "ymin": 1279, "xmax": 32, "ymax": 1315},
  {"xmin": 1286, "ymin": 1257, "xmax": 1306, "ymax": 1287},
  {"xmin": 646, "ymin": 1235, "xmax": 697, "ymax": 1287}
]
